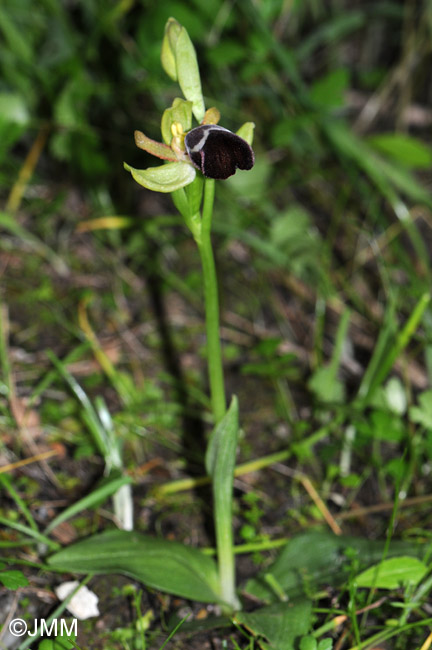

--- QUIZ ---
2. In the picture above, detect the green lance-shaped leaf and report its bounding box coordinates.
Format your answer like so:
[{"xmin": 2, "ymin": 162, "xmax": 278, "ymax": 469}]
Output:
[
  {"xmin": 124, "ymin": 161, "xmax": 196, "ymax": 193},
  {"xmin": 355, "ymin": 556, "xmax": 428, "ymax": 590},
  {"xmin": 48, "ymin": 530, "xmax": 222, "ymax": 604},
  {"xmin": 205, "ymin": 396, "xmax": 239, "ymax": 478},
  {"xmin": 205, "ymin": 396, "xmax": 240, "ymax": 609}
]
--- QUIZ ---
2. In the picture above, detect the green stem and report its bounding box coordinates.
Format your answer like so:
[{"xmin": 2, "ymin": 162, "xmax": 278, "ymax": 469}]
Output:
[
  {"xmin": 196, "ymin": 178, "xmax": 226, "ymax": 424},
  {"xmin": 217, "ymin": 503, "xmax": 238, "ymax": 610},
  {"xmin": 195, "ymin": 178, "xmax": 235, "ymax": 608}
]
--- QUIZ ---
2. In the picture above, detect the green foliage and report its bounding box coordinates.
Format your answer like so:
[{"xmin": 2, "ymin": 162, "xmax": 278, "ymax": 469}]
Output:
[
  {"xmin": 236, "ymin": 600, "xmax": 312, "ymax": 650},
  {"xmin": 3, "ymin": 1, "xmax": 432, "ymax": 648},
  {"xmin": 355, "ymin": 557, "xmax": 429, "ymax": 590},
  {"xmin": 369, "ymin": 133, "xmax": 432, "ymax": 169},
  {"xmin": 38, "ymin": 636, "xmax": 76, "ymax": 650},
  {"xmin": 205, "ymin": 397, "xmax": 240, "ymax": 608},
  {"xmin": 309, "ymin": 310, "xmax": 350, "ymax": 404},
  {"xmin": 48, "ymin": 530, "xmax": 221, "ymax": 604},
  {"xmin": 300, "ymin": 637, "xmax": 333, "ymax": 650},
  {"xmin": 409, "ymin": 390, "xmax": 432, "ymax": 430},
  {"xmin": 245, "ymin": 531, "xmax": 429, "ymax": 603},
  {"xmin": 309, "ymin": 68, "xmax": 350, "ymax": 109},
  {"xmin": 0, "ymin": 564, "xmax": 29, "ymax": 589}
]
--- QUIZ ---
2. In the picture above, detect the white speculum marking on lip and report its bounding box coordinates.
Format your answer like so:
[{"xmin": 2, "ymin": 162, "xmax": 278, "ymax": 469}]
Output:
[
  {"xmin": 186, "ymin": 126, "xmax": 230, "ymax": 153},
  {"xmin": 187, "ymin": 130, "xmax": 209, "ymax": 153},
  {"xmin": 184, "ymin": 124, "xmax": 254, "ymax": 179}
]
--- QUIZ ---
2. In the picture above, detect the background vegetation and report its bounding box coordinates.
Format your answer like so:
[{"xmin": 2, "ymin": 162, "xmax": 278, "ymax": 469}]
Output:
[{"xmin": 1, "ymin": 1, "xmax": 432, "ymax": 648}]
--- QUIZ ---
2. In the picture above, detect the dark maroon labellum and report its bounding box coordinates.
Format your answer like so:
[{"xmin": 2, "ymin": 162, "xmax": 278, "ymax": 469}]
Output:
[{"xmin": 184, "ymin": 125, "xmax": 255, "ymax": 180}]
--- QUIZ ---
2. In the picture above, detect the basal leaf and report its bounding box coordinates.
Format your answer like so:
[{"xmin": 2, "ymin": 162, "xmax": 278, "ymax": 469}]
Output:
[
  {"xmin": 369, "ymin": 133, "xmax": 432, "ymax": 169},
  {"xmin": 236, "ymin": 600, "xmax": 312, "ymax": 650},
  {"xmin": 205, "ymin": 396, "xmax": 240, "ymax": 609},
  {"xmin": 245, "ymin": 531, "xmax": 429, "ymax": 603},
  {"xmin": 0, "ymin": 569, "xmax": 29, "ymax": 589},
  {"xmin": 409, "ymin": 389, "xmax": 432, "ymax": 429},
  {"xmin": 310, "ymin": 68, "xmax": 350, "ymax": 109},
  {"xmin": 355, "ymin": 556, "xmax": 428, "ymax": 589},
  {"xmin": 48, "ymin": 530, "xmax": 221, "ymax": 604}
]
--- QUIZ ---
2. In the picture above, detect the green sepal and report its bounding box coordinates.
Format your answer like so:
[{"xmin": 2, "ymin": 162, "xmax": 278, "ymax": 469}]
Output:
[
  {"xmin": 124, "ymin": 161, "xmax": 196, "ymax": 193},
  {"xmin": 161, "ymin": 98, "xmax": 193, "ymax": 145},
  {"xmin": 236, "ymin": 122, "xmax": 255, "ymax": 146}
]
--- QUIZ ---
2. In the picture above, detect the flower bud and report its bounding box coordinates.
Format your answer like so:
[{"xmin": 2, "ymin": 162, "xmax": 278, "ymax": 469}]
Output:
[
  {"xmin": 161, "ymin": 17, "xmax": 182, "ymax": 81},
  {"xmin": 161, "ymin": 18, "xmax": 205, "ymax": 123}
]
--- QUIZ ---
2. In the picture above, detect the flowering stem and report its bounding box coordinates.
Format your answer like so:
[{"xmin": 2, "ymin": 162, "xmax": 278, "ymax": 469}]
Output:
[
  {"xmin": 196, "ymin": 178, "xmax": 237, "ymax": 610},
  {"xmin": 196, "ymin": 178, "xmax": 226, "ymax": 424}
]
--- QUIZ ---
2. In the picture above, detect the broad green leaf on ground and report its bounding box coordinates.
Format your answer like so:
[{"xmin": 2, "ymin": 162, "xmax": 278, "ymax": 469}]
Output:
[
  {"xmin": 355, "ymin": 556, "xmax": 428, "ymax": 590},
  {"xmin": 308, "ymin": 366, "xmax": 345, "ymax": 403},
  {"xmin": 244, "ymin": 531, "xmax": 429, "ymax": 603},
  {"xmin": 48, "ymin": 530, "xmax": 221, "ymax": 604},
  {"xmin": 310, "ymin": 68, "xmax": 350, "ymax": 109},
  {"xmin": 0, "ymin": 569, "xmax": 29, "ymax": 589},
  {"xmin": 300, "ymin": 637, "xmax": 333, "ymax": 650},
  {"xmin": 368, "ymin": 133, "xmax": 432, "ymax": 169},
  {"xmin": 0, "ymin": 92, "xmax": 30, "ymax": 125},
  {"xmin": 409, "ymin": 390, "xmax": 432, "ymax": 429},
  {"xmin": 362, "ymin": 410, "xmax": 406, "ymax": 443},
  {"xmin": 325, "ymin": 122, "xmax": 432, "ymax": 211},
  {"xmin": 38, "ymin": 634, "xmax": 76, "ymax": 650},
  {"xmin": 235, "ymin": 599, "xmax": 312, "ymax": 650}
]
